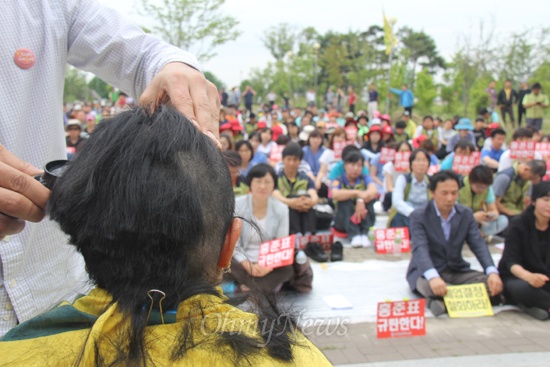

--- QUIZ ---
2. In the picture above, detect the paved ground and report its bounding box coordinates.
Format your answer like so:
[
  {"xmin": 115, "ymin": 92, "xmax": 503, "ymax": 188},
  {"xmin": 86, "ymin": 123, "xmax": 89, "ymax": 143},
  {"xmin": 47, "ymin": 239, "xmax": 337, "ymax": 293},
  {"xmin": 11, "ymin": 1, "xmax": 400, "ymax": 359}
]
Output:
[{"xmin": 292, "ymin": 207, "xmax": 550, "ymax": 366}]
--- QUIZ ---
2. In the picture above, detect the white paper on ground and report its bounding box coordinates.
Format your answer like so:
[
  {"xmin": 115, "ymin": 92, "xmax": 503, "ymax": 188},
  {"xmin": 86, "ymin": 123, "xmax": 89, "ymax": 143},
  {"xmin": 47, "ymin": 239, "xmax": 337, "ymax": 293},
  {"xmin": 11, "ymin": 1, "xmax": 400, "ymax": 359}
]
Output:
[
  {"xmin": 495, "ymin": 243, "xmax": 505, "ymax": 251},
  {"xmin": 322, "ymin": 295, "xmax": 353, "ymax": 310}
]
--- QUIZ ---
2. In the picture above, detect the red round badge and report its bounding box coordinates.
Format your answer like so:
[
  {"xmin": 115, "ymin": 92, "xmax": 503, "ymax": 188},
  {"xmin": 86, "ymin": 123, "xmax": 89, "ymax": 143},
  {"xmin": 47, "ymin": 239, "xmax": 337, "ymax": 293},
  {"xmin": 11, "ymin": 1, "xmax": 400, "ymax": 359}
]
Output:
[{"xmin": 14, "ymin": 48, "xmax": 36, "ymax": 69}]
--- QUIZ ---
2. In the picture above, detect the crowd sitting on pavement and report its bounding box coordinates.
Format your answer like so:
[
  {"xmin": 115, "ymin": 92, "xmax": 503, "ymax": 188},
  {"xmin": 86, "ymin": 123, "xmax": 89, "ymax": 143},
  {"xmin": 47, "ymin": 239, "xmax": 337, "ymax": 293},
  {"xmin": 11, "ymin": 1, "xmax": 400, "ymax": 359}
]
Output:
[{"xmin": 62, "ymin": 81, "xmax": 550, "ymax": 322}]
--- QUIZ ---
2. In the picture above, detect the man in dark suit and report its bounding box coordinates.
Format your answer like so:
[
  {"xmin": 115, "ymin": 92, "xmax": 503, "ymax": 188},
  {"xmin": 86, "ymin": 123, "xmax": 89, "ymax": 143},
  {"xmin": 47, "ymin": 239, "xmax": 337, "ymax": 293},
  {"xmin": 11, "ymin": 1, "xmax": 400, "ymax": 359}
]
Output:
[{"xmin": 406, "ymin": 170, "xmax": 503, "ymax": 316}]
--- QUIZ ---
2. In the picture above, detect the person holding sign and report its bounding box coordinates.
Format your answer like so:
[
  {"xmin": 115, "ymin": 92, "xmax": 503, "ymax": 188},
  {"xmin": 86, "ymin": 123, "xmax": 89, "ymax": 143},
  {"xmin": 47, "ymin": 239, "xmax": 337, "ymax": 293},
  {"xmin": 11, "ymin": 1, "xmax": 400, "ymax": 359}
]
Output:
[
  {"xmin": 497, "ymin": 128, "xmax": 542, "ymax": 173},
  {"xmin": 459, "ymin": 166, "xmax": 509, "ymax": 242},
  {"xmin": 388, "ymin": 149, "xmax": 431, "ymax": 228},
  {"xmin": 493, "ymin": 160, "xmax": 546, "ymax": 219},
  {"xmin": 440, "ymin": 140, "xmax": 476, "ymax": 172},
  {"xmin": 316, "ymin": 128, "xmax": 348, "ymax": 190},
  {"xmin": 231, "ymin": 164, "xmax": 300, "ymax": 293},
  {"xmin": 499, "ymin": 182, "xmax": 550, "ymax": 320},
  {"xmin": 481, "ymin": 128, "xmax": 507, "ymax": 172},
  {"xmin": 332, "ymin": 151, "xmax": 378, "ymax": 247},
  {"xmin": 406, "ymin": 170, "xmax": 503, "ymax": 316}
]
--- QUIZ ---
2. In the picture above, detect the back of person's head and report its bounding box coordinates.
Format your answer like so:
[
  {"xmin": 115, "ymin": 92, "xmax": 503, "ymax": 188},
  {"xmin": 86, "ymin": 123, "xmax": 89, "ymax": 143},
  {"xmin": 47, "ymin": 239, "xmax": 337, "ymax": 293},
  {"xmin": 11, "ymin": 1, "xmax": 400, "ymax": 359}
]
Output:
[
  {"xmin": 48, "ymin": 106, "xmax": 297, "ymax": 365},
  {"xmin": 223, "ymin": 149, "xmax": 242, "ymax": 167},
  {"xmin": 429, "ymin": 170, "xmax": 460, "ymax": 192},
  {"xmin": 512, "ymin": 128, "xmax": 533, "ymax": 141},
  {"xmin": 276, "ymin": 134, "xmax": 291, "ymax": 145},
  {"xmin": 526, "ymin": 159, "xmax": 547, "ymax": 179},
  {"xmin": 454, "ymin": 139, "xmax": 475, "ymax": 154},
  {"xmin": 342, "ymin": 145, "xmax": 361, "ymax": 161},
  {"xmin": 247, "ymin": 163, "xmax": 278, "ymax": 188},
  {"xmin": 343, "ymin": 150, "xmax": 364, "ymax": 165},
  {"xmin": 469, "ymin": 165, "xmax": 493, "ymax": 185},
  {"xmin": 420, "ymin": 139, "xmax": 436, "ymax": 153},
  {"xmin": 282, "ymin": 142, "xmax": 303, "ymax": 160},
  {"xmin": 490, "ymin": 128, "xmax": 506, "ymax": 139}
]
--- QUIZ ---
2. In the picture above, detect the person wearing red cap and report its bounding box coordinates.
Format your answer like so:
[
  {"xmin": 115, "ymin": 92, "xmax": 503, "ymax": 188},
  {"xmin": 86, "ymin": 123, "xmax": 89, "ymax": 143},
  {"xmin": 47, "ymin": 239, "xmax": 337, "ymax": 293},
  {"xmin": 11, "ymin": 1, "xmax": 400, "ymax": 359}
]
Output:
[
  {"xmin": 229, "ymin": 119, "xmax": 244, "ymax": 141},
  {"xmin": 381, "ymin": 125, "xmax": 394, "ymax": 145},
  {"xmin": 362, "ymin": 125, "xmax": 384, "ymax": 155}
]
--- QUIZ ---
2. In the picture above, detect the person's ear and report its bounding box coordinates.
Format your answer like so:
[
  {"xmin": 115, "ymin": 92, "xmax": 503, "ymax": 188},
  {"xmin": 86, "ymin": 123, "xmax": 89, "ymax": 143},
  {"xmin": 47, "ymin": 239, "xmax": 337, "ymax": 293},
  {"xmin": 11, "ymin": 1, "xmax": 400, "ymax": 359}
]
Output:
[{"xmin": 218, "ymin": 218, "xmax": 242, "ymax": 271}]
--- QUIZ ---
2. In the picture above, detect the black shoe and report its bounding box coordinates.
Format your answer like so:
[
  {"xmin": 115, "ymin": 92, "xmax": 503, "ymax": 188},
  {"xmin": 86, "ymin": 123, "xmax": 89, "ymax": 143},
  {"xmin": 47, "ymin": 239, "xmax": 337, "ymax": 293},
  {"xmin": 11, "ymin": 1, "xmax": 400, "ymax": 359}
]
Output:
[
  {"xmin": 304, "ymin": 242, "xmax": 328, "ymax": 263},
  {"xmin": 428, "ymin": 299, "xmax": 447, "ymax": 317},
  {"xmin": 330, "ymin": 241, "xmax": 343, "ymax": 262},
  {"xmin": 518, "ymin": 304, "xmax": 549, "ymax": 321}
]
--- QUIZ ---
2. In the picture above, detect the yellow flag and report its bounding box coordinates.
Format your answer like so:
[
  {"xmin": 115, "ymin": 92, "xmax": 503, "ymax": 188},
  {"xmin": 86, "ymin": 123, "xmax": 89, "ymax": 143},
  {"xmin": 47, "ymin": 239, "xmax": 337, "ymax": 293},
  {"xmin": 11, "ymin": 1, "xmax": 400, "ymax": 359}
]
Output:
[{"xmin": 383, "ymin": 14, "xmax": 397, "ymax": 55}]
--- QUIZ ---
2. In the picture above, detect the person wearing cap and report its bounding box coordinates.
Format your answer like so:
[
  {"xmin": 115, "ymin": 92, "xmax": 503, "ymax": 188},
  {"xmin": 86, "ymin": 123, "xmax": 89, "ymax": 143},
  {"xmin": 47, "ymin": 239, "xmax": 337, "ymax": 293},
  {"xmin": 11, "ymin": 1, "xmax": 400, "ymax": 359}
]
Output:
[
  {"xmin": 498, "ymin": 128, "xmax": 543, "ymax": 172},
  {"xmin": 362, "ymin": 125, "xmax": 384, "ymax": 157},
  {"xmin": 390, "ymin": 84, "xmax": 415, "ymax": 115},
  {"xmin": 402, "ymin": 111, "xmax": 417, "ymax": 139},
  {"xmin": 229, "ymin": 119, "xmax": 244, "ymax": 141},
  {"xmin": 522, "ymin": 82, "xmax": 549, "ymax": 132},
  {"xmin": 356, "ymin": 115, "xmax": 370, "ymax": 138},
  {"xmin": 493, "ymin": 160, "xmax": 547, "ymax": 219},
  {"xmin": 517, "ymin": 82, "xmax": 531, "ymax": 126},
  {"xmin": 446, "ymin": 118, "xmax": 476, "ymax": 153},
  {"xmin": 498, "ymin": 181, "xmax": 550, "ymax": 320},
  {"xmin": 65, "ymin": 120, "xmax": 86, "ymax": 158},
  {"xmin": 381, "ymin": 125, "xmax": 394, "ymax": 145},
  {"xmin": 380, "ymin": 114, "xmax": 391, "ymax": 127},
  {"xmin": 480, "ymin": 128, "xmax": 507, "ymax": 172}
]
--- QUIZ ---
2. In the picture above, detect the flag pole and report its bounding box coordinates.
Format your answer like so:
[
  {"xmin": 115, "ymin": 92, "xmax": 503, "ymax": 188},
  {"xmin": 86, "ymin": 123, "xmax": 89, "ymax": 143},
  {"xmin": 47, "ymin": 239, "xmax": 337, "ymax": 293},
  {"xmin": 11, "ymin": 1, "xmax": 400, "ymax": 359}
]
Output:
[{"xmin": 385, "ymin": 46, "xmax": 393, "ymax": 115}]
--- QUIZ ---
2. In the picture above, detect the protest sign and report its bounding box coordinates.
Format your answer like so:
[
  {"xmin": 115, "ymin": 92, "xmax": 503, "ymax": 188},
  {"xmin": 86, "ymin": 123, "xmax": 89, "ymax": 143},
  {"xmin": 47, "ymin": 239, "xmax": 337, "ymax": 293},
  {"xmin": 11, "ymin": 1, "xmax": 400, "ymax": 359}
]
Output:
[
  {"xmin": 452, "ymin": 152, "xmax": 480, "ymax": 175},
  {"xmin": 394, "ymin": 151, "xmax": 411, "ymax": 172},
  {"xmin": 379, "ymin": 147, "xmax": 396, "ymax": 164},
  {"xmin": 536, "ymin": 142, "xmax": 550, "ymax": 159},
  {"xmin": 345, "ymin": 126, "xmax": 358, "ymax": 142},
  {"xmin": 270, "ymin": 144, "xmax": 285, "ymax": 162},
  {"xmin": 333, "ymin": 140, "xmax": 352, "ymax": 159},
  {"xmin": 258, "ymin": 235, "xmax": 296, "ymax": 269},
  {"xmin": 377, "ymin": 299, "xmax": 426, "ymax": 338},
  {"xmin": 298, "ymin": 233, "xmax": 334, "ymax": 251},
  {"xmin": 443, "ymin": 283, "xmax": 494, "ymax": 318},
  {"xmin": 510, "ymin": 141, "xmax": 536, "ymax": 160},
  {"xmin": 427, "ymin": 164, "xmax": 440, "ymax": 175},
  {"xmin": 374, "ymin": 228, "xmax": 411, "ymax": 254}
]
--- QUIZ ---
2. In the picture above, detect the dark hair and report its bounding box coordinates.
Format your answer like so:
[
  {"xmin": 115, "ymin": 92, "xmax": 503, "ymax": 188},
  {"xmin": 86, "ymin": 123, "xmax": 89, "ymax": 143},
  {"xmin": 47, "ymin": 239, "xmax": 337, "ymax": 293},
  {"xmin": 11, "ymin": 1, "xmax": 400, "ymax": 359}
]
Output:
[
  {"xmin": 327, "ymin": 128, "xmax": 346, "ymax": 150},
  {"xmin": 429, "ymin": 170, "xmax": 460, "ymax": 191},
  {"xmin": 396, "ymin": 140, "xmax": 413, "ymax": 152},
  {"xmin": 420, "ymin": 139, "xmax": 436, "ymax": 154},
  {"xmin": 343, "ymin": 150, "xmax": 364, "ymax": 165},
  {"xmin": 248, "ymin": 131, "xmax": 260, "ymax": 141},
  {"xmin": 395, "ymin": 120, "xmax": 406, "ymax": 129},
  {"xmin": 276, "ymin": 134, "xmax": 291, "ymax": 145},
  {"xmin": 490, "ymin": 128, "xmax": 506, "ymax": 138},
  {"xmin": 512, "ymin": 128, "xmax": 533, "ymax": 140},
  {"xmin": 307, "ymin": 129, "xmax": 324, "ymax": 146},
  {"xmin": 469, "ymin": 165, "xmax": 493, "ymax": 185},
  {"xmin": 247, "ymin": 163, "xmax": 278, "ymax": 189},
  {"xmin": 423, "ymin": 115, "xmax": 433, "ymax": 122},
  {"xmin": 409, "ymin": 148, "xmax": 431, "ymax": 167},
  {"xmin": 478, "ymin": 107, "xmax": 489, "ymax": 115},
  {"xmin": 235, "ymin": 140, "xmax": 254, "ymax": 160},
  {"xmin": 249, "ymin": 113, "xmax": 256, "ymax": 119},
  {"xmin": 475, "ymin": 117, "xmax": 485, "ymax": 123},
  {"xmin": 220, "ymin": 133, "xmax": 234, "ymax": 150},
  {"xmin": 532, "ymin": 82, "xmax": 542, "ymax": 89},
  {"xmin": 223, "ymin": 150, "xmax": 242, "ymax": 167},
  {"xmin": 454, "ymin": 139, "xmax": 475, "ymax": 153},
  {"xmin": 282, "ymin": 142, "xmax": 304, "ymax": 160},
  {"xmin": 48, "ymin": 107, "xmax": 299, "ymax": 365},
  {"xmin": 435, "ymin": 117, "xmax": 443, "ymax": 124},
  {"xmin": 526, "ymin": 159, "xmax": 547, "ymax": 179},
  {"xmin": 342, "ymin": 145, "xmax": 361, "ymax": 161}
]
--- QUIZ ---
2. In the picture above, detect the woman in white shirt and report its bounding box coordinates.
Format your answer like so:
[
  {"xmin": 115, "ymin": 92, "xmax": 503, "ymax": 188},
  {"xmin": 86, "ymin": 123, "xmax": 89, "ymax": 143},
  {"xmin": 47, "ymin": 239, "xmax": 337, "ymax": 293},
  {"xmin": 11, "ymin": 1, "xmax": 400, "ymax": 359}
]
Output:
[
  {"xmin": 256, "ymin": 128, "xmax": 278, "ymax": 157},
  {"xmin": 315, "ymin": 127, "xmax": 347, "ymax": 190},
  {"xmin": 382, "ymin": 141, "xmax": 413, "ymax": 211}
]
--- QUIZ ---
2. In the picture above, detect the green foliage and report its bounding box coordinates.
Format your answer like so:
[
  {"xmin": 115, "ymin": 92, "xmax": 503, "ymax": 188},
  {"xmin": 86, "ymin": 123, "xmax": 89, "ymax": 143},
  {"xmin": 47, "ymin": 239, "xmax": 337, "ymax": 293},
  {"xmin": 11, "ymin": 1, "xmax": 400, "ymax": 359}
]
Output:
[
  {"xmin": 262, "ymin": 23, "xmax": 296, "ymax": 61},
  {"xmin": 64, "ymin": 66, "xmax": 90, "ymax": 103},
  {"xmin": 415, "ymin": 69, "xmax": 437, "ymax": 112},
  {"xmin": 88, "ymin": 77, "xmax": 112, "ymax": 99},
  {"xmin": 139, "ymin": 0, "xmax": 241, "ymax": 62},
  {"xmin": 203, "ymin": 71, "xmax": 225, "ymax": 90}
]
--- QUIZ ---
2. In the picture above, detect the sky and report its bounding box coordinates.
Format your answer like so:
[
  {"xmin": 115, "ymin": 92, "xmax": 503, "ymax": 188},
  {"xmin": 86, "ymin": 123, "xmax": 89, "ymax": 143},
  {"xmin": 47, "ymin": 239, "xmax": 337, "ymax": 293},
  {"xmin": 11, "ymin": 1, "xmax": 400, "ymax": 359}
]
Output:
[{"xmin": 98, "ymin": 0, "xmax": 549, "ymax": 88}]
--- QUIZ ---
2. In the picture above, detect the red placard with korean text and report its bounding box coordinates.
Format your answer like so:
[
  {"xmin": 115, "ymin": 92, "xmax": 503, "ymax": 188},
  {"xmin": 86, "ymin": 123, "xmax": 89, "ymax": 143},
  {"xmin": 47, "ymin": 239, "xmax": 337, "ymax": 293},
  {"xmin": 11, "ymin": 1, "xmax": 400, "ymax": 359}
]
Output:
[
  {"xmin": 510, "ymin": 141, "xmax": 536, "ymax": 160},
  {"xmin": 377, "ymin": 299, "xmax": 426, "ymax": 339},
  {"xmin": 452, "ymin": 152, "xmax": 480, "ymax": 175},
  {"xmin": 379, "ymin": 147, "xmax": 396, "ymax": 164},
  {"xmin": 374, "ymin": 228, "xmax": 411, "ymax": 254},
  {"xmin": 536, "ymin": 142, "xmax": 550, "ymax": 159},
  {"xmin": 394, "ymin": 151, "xmax": 411, "ymax": 172},
  {"xmin": 298, "ymin": 233, "xmax": 334, "ymax": 251},
  {"xmin": 258, "ymin": 235, "xmax": 296, "ymax": 269},
  {"xmin": 270, "ymin": 144, "xmax": 285, "ymax": 162},
  {"xmin": 345, "ymin": 126, "xmax": 358, "ymax": 142},
  {"xmin": 333, "ymin": 140, "xmax": 353, "ymax": 159},
  {"xmin": 427, "ymin": 164, "xmax": 440, "ymax": 176}
]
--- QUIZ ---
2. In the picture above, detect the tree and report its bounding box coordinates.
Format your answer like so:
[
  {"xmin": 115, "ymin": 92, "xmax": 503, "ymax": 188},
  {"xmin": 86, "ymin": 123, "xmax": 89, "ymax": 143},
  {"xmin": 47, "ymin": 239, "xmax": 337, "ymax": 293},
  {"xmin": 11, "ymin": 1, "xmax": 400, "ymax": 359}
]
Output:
[
  {"xmin": 64, "ymin": 66, "xmax": 90, "ymax": 103},
  {"xmin": 88, "ymin": 76, "xmax": 113, "ymax": 100},
  {"xmin": 203, "ymin": 71, "xmax": 225, "ymax": 90},
  {"xmin": 397, "ymin": 27, "xmax": 446, "ymax": 89},
  {"xmin": 414, "ymin": 69, "xmax": 437, "ymax": 112},
  {"xmin": 262, "ymin": 23, "xmax": 296, "ymax": 61},
  {"xmin": 139, "ymin": 0, "xmax": 241, "ymax": 61}
]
